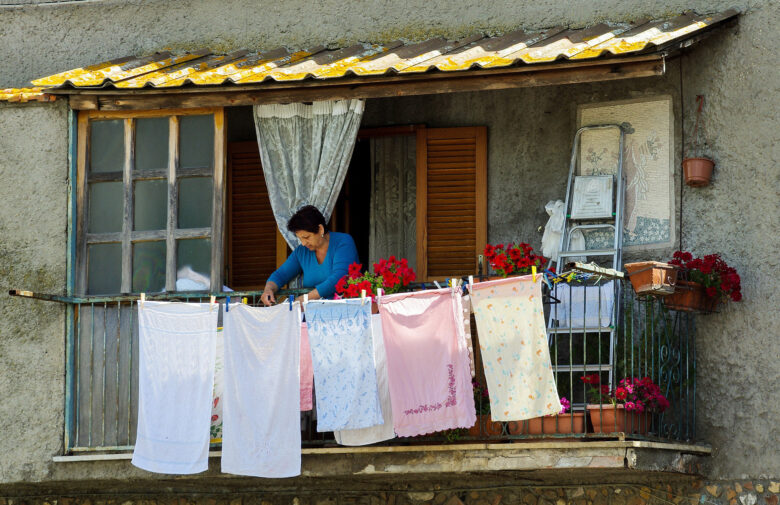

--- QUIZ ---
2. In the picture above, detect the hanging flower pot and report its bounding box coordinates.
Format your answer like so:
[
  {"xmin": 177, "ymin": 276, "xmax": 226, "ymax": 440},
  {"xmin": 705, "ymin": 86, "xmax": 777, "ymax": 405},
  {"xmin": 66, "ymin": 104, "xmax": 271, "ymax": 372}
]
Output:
[
  {"xmin": 624, "ymin": 261, "xmax": 678, "ymax": 296},
  {"xmin": 683, "ymin": 157, "xmax": 715, "ymax": 187}
]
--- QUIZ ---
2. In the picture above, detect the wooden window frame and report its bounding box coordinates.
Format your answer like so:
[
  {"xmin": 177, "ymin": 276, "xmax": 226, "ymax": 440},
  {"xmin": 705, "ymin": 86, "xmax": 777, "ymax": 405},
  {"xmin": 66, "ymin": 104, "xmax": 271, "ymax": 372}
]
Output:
[{"xmin": 76, "ymin": 108, "xmax": 226, "ymax": 294}]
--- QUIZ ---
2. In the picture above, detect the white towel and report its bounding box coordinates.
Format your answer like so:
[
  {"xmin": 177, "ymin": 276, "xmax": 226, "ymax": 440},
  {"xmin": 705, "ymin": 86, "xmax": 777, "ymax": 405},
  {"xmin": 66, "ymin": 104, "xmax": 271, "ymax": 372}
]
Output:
[
  {"xmin": 550, "ymin": 281, "xmax": 615, "ymax": 329},
  {"xmin": 221, "ymin": 302, "xmax": 302, "ymax": 478},
  {"xmin": 334, "ymin": 314, "xmax": 396, "ymax": 446},
  {"xmin": 132, "ymin": 301, "xmax": 218, "ymax": 474}
]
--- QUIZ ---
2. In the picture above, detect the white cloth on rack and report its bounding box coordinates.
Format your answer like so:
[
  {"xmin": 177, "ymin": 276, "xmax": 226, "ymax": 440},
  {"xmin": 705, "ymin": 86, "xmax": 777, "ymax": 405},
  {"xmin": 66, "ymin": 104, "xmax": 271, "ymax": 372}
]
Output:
[
  {"xmin": 221, "ymin": 302, "xmax": 302, "ymax": 478},
  {"xmin": 541, "ymin": 200, "xmax": 586, "ymax": 264},
  {"xmin": 334, "ymin": 314, "xmax": 396, "ymax": 446},
  {"xmin": 132, "ymin": 301, "xmax": 218, "ymax": 474},
  {"xmin": 549, "ymin": 281, "xmax": 615, "ymax": 328}
]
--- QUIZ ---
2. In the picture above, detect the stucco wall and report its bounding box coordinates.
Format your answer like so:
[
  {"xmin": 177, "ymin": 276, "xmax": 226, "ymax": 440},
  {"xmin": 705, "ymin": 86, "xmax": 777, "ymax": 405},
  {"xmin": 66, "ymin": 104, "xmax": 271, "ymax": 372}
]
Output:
[
  {"xmin": 679, "ymin": 6, "xmax": 780, "ymax": 480},
  {"xmin": 0, "ymin": 101, "xmax": 69, "ymax": 483},
  {"xmin": 0, "ymin": 0, "xmax": 777, "ymax": 489}
]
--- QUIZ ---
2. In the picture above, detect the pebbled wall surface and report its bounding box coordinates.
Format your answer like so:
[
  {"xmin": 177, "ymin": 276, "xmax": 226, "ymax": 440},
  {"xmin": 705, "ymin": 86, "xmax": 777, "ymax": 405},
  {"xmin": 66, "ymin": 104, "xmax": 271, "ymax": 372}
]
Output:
[
  {"xmin": 0, "ymin": 101, "xmax": 69, "ymax": 483},
  {"xmin": 0, "ymin": 0, "xmax": 776, "ymax": 488}
]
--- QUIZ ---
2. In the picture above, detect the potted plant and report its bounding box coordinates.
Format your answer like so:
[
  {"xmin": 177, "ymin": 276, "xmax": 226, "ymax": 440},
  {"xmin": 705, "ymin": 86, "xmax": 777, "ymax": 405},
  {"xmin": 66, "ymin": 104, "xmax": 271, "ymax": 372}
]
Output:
[
  {"xmin": 683, "ymin": 95, "xmax": 715, "ymax": 187},
  {"xmin": 507, "ymin": 397, "xmax": 585, "ymax": 436},
  {"xmin": 665, "ymin": 250, "xmax": 742, "ymax": 312},
  {"xmin": 581, "ymin": 374, "xmax": 670, "ymax": 435},
  {"xmin": 624, "ymin": 261, "xmax": 678, "ymax": 296},
  {"xmin": 467, "ymin": 378, "xmax": 504, "ymax": 438},
  {"xmin": 483, "ymin": 242, "xmax": 546, "ymax": 279},
  {"xmin": 335, "ymin": 256, "xmax": 416, "ymax": 312}
]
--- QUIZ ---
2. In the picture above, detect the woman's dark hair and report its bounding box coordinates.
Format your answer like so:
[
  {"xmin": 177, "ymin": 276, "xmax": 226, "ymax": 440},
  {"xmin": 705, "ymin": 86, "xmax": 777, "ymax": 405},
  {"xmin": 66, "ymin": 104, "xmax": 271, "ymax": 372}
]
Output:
[{"xmin": 287, "ymin": 205, "xmax": 329, "ymax": 234}]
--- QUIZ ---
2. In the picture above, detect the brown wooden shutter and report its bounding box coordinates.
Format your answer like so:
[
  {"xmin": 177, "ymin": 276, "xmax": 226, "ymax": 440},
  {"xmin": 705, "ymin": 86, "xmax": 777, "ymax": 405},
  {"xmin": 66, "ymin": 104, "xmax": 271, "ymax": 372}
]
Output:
[
  {"xmin": 416, "ymin": 127, "xmax": 487, "ymax": 281},
  {"xmin": 226, "ymin": 141, "xmax": 279, "ymax": 290}
]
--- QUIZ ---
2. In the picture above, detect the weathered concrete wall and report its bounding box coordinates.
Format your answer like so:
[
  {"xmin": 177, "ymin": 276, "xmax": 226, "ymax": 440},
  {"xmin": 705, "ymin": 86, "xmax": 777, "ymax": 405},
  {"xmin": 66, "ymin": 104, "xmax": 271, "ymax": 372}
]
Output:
[
  {"xmin": 0, "ymin": 0, "xmax": 762, "ymax": 88},
  {"xmin": 0, "ymin": 101, "xmax": 69, "ymax": 482},
  {"xmin": 679, "ymin": 4, "xmax": 780, "ymax": 481}
]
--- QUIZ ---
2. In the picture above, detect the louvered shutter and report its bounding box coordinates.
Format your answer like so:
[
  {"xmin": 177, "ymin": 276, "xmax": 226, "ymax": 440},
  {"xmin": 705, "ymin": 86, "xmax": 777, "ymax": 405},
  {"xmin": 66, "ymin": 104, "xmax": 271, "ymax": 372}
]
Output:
[
  {"xmin": 226, "ymin": 141, "xmax": 279, "ymax": 290},
  {"xmin": 416, "ymin": 127, "xmax": 487, "ymax": 281}
]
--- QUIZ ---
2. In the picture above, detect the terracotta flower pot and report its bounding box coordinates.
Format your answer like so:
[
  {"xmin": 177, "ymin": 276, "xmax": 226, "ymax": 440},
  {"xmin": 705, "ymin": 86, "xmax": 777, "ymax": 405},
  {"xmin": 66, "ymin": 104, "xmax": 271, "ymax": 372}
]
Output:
[
  {"xmin": 587, "ymin": 404, "xmax": 648, "ymax": 435},
  {"xmin": 683, "ymin": 157, "xmax": 714, "ymax": 187},
  {"xmin": 663, "ymin": 280, "xmax": 719, "ymax": 313},
  {"xmin": 507, "ymin": 413, "xmax": 585, "ymax": 435},
  {"xmin": 467, "ymin": 414, "xmax": 504, "ymax": 438},
  {"xmin": 625, "ymin": 261, "xmax": 678, "ymax": 296}
]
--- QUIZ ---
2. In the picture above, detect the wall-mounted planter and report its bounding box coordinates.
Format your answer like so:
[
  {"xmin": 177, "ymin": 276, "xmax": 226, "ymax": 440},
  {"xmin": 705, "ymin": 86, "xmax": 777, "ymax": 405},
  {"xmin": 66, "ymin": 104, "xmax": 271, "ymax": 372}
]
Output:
[
  {"xmin": 683, "ymin": 157, "xmax": 714, "ymax": 187},
  {"xmin": 663, "ymin": 280, "xmax": 719, "ymax": 313}
]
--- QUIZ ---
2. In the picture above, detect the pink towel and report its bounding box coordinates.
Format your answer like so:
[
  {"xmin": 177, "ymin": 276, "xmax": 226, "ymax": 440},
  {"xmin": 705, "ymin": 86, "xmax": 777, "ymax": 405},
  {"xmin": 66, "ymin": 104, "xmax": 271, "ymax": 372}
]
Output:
[
  {"xmin": 378, "ymin": 288, "xmax": 476, "ymax": 437},
  {"xmin": 300, "ymin": 322, "xmax": 314, "ymax": 411}
]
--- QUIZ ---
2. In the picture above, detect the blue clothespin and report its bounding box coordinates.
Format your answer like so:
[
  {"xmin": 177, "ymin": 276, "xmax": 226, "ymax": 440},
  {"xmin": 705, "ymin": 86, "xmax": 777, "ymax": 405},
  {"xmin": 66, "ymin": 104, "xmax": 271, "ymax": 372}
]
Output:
[
  {"xmin": 289, "ymin": 296, "xmax": 293, "ymax": 311},
  {"xmin": 226, "ymin": 296, "xmax": 230, "ymax": 312}
]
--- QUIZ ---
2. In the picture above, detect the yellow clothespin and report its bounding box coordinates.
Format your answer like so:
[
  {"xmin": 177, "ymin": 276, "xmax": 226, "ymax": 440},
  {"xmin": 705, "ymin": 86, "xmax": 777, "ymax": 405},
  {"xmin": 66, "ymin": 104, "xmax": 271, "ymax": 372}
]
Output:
[
  {"xmin": 242, "ymin": 297, "xmax": 248, "ymax": 305},
  {"xmin": 532, "ymin": 265, "xmax": 537, "ymax": 282},
  {"xmin": 360, "ymin": 289, "xmax": 367, "ymax": 305},
  {"xmin": 140, "ymin": 292, "xmax": 145, "ymax": 308}
]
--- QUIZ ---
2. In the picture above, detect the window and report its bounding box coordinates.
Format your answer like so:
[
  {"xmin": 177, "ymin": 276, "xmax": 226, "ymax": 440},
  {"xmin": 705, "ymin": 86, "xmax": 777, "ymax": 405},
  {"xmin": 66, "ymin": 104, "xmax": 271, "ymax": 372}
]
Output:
[{"xmin": 76, "ymin": 109, "xmax": 225, "ymax": 294}]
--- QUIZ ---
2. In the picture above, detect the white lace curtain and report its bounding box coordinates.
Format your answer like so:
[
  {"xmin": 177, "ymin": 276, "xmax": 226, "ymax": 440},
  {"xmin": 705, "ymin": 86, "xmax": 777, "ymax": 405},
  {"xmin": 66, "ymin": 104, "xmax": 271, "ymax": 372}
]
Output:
[
  {"xmin": 253, "ymin": 100, "xmax": 365, "ymax": 248},
  {"xmin": 368, "ymin": 135, "xmax": 417, "ymax": 269}
]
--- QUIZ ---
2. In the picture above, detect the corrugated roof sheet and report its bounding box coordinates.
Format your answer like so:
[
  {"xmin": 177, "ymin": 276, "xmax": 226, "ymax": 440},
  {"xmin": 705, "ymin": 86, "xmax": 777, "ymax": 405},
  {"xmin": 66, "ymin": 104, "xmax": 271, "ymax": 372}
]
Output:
[
  {"xmin": 0, "ymin": 9, "xmax": 737, "ymax": 102},
  {"xmin": 0, "ymin": 87, "xmax": 57, "ymax": 103}
]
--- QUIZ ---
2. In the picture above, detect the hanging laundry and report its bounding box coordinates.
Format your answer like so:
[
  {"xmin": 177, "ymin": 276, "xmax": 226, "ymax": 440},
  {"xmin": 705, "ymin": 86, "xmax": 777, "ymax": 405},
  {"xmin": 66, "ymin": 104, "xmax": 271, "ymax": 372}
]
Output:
[
  {"xmin": 334, "ymin": 313, "xmax": 396, "ymax": 446},
  {"xmin": 378, "ymin": 288, "xmax": 476, "ymax": 437},
  {"xmin": 221, "ymin": 302, "xmax": 302, "ymax": 478},
  {"xmin": 132, "ymin": 301, "xmax": 217, "ymax": 474},
  {"xmin": 210, "ymin": 328, "xmax": 224, "ymax": 442},
  {"xmin": 462, "ymin": 295, "xmax": 476, "ymax": 378},
  {"xmin": 305, "ymin": 300, "xmax": 383, "ymax": 432},
  {"xmin": 469, "ymin": 276, "xmax": 560, "ymax": 421},
  {"xmin": 549, "ymin": 281, "xmax": 615, "ymax": 329},
  {"xmin": 300, "ymin": 322, "xmax": 314, "ymax": 411}
]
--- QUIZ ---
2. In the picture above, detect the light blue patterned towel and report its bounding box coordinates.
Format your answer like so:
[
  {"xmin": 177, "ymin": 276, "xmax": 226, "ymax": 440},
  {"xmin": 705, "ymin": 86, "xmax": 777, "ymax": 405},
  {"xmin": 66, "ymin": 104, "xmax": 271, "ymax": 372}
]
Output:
[{"xmin": 306, "ymin": 300, "xmax": 383, "ymax": 432}]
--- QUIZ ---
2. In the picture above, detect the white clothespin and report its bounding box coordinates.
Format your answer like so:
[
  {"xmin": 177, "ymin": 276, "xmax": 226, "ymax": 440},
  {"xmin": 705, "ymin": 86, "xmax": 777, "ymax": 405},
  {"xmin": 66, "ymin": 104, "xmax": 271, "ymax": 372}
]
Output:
[
  {"xmin": 468, "ymin": 275, "xmax": 474, "ymax": 290},
  {"xmin": 210, "ymin": 295, "xmax": 216, "ymax": 311},
  {"xmin": 532, "ymin": 265, "xmax": 537, "ymax": 282},
  {"xmin": 140, "ymin": 292, "xmax": 145, "ymax": 308},
  {"xmin": 433, "ymin": 281, "xmax": 442, "ymax": 289},
  {"xmin": 303, "ymin": 293, "xmax": 308, "ymax": 305},
  {"xmin": 360, "ymin": 289, "xmax": 367, "ymax": 305},
  {"xmin": 377, "ymin": 288, "xmax": 383, "ymax": 303}
]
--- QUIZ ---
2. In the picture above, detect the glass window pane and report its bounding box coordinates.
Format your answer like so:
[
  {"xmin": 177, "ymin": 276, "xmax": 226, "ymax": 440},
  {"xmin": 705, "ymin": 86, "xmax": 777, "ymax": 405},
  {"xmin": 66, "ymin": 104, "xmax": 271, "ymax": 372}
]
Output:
[
  {"xmin": 132, "ymin": 241, "xmax": 166, "ymax": 293},
  {"xmin": 135, "ymin": 117, "xmax": 169, "ymax": 171},
  {"xmin": 90, "ymin": 120, "xmax": 124, "ymax": 173},
  {"xmin": 177, "ymin": 239, "xmax": 211, "ymax": 284},
  {"xmin": 134, "ymin": 180, "xmax": 167, "ymax": 231},
  {"xmin": 178, "ymin": 177, "xmax": 212, "ymax": 228},
  {"xmin": 88, "ymin": 182, "xmax": 123, "ymax": 233},
  {"xmin": 180, "ymin": 115, "xmax": 214, "ymax": 169},
  {"xmin": 88, "ymin": 243, "xmax": 121, "ymax": 294}
]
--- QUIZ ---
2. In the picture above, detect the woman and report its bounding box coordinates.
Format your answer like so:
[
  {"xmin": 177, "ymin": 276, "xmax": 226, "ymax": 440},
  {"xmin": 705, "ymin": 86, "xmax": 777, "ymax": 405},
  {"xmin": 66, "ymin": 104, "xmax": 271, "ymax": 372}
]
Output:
[{"xmin": 261, "ymin": 205, "xmax": 359, "ymax": 306}]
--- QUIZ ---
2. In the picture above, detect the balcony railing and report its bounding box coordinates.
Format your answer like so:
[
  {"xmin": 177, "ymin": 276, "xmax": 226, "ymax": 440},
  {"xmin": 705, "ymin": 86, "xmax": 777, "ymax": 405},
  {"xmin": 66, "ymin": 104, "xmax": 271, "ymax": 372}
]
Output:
[{"xmin": 13, "ymin": 278, "xmax": 697, "ymax": 453}]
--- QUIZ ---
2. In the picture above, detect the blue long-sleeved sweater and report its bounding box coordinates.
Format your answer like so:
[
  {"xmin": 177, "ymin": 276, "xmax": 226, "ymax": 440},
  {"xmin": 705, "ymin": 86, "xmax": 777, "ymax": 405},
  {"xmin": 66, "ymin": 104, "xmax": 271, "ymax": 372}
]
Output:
[{"xmin": 267, "ymin": 232, "xmax": 359, "ymax": 298}]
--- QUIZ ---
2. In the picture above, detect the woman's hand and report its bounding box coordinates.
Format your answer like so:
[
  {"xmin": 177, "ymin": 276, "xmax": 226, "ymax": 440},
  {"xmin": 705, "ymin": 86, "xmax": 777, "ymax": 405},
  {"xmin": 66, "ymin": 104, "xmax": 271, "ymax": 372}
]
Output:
[{"xmin": 261, "ymin": 282, "xmax": 278, "ymax": 306}]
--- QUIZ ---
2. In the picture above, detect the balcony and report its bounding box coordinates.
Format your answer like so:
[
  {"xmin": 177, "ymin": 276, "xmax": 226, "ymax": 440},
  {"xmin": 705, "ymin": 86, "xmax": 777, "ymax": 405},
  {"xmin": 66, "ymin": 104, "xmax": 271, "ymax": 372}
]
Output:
[{"xmin": 12, "ymin": 277, "xmax": 708, "ymax": 485}]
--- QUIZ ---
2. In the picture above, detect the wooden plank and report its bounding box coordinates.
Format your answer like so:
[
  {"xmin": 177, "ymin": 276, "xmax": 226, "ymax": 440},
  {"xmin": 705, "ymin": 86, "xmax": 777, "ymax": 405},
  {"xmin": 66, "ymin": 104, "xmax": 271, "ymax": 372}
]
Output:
[
  {"xmin": 210, "ymin": 109, "xmax": 226, "ymax": 292},
  {"xmin": 475, "ymin": 126, "xmax": 488, "ymax": 274},
  {"xmin": 76, "ymin": 112, "xmax": 89, "ymax": 294},
  {"xmin": 165, "ymin": 116, "xmax": 178, "ymax": 292},
  {"xmin": 74, "ymin": 59, "xmax": 664, "ymax": 111},
  {"xmin": 120, "ymin": 119, "xmax": 133, "ymax": 294}
]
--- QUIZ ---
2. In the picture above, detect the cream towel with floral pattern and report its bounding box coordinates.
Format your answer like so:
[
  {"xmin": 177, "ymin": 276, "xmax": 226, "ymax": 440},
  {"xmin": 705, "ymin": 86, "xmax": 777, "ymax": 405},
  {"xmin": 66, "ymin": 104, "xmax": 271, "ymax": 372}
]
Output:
[{"xmin": 469, "ymin": 275, "xmax": 560, "ymax": 421}]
